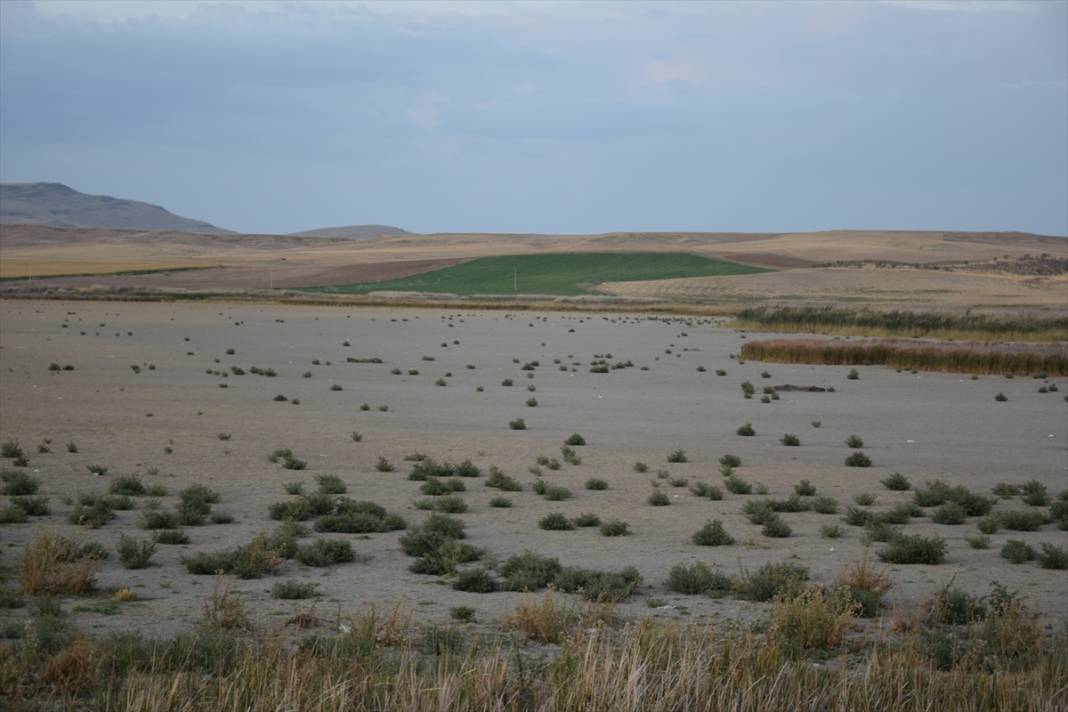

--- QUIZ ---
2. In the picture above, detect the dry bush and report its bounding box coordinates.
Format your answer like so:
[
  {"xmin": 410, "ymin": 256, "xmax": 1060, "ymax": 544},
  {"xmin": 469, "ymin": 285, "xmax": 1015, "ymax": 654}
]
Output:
[
  {"xmin": 202, "ymin": 579, "xmax": 251, "ymax": 631},
  {"xmin": 19, "ymin": 533, "xmax": 98, "ymax": 595},
  {"xmin": 767, "ymin": 586, "xmax": 858, "ymax": 653},
  {"xmin": 503, "ymin": 591, "xmax": 579, "ymax": 644},
  {"xmin": 42, "ymin": 638, "xmax": 100, "ymax": 696}
]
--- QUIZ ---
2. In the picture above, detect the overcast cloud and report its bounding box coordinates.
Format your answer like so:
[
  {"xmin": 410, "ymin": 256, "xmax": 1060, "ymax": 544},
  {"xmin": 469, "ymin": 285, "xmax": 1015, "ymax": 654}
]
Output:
[{"xmin": 1, "ymin": 0, "xmax": 1064, "ymax": 234}]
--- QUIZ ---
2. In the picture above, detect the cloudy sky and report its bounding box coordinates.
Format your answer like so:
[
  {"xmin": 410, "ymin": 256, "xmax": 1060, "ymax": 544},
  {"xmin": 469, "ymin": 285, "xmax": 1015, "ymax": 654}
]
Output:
[{"xmin": 1, "ymin": 0, "xmax": 1065, "ymax": 234}]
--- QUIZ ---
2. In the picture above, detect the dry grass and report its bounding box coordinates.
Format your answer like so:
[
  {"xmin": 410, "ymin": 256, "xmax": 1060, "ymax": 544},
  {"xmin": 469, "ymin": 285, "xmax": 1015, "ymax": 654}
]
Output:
[
  {"xmin": 739, "ymin": 338, "xmax": 1068, "ymax": 376},
  {"xmin": 0, "ymin": 260, "xmax": 212, "ymax": 279},
  {"xmin": 19, "ymin": 532, "xmax": 98, "ymax": 595}
]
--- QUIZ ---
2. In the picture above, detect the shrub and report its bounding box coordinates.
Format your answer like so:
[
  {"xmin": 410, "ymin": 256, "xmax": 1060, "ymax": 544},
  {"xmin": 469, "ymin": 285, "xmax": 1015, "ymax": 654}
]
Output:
[
  {"xmin": 647, "ymin": 489, "xmax": 670, "ymax": 506},
  {"xmin": 499, "ymin": 552, "xmax": 562, "ymax": 591},
  {"xmin": 153, "ymin": 529, "xmax": 189, "ymax": 545},
  {"xmin": 994, "ymin": 392, "xmax": 1007, "ymax": 401},
  {"xmin": 453, "ymin": 568, "xmax": 498, "ymax": 593},
  {"xmin": 554, "ymin": 565, "xmax": 642, "ymax": 602},
  {"xmin": 882, "ymin": 472, "xmax": 911, "ymax": 491},
  {"xmin": 667, "ymin": 449, "xmax": 688, "ymax": 463},
  {"xmin": 812, "ymin": 496, "xmax": 839, "ymax": 514},
  {"xmin": 141, "ymin": 510, "xmax": 180, "ymax": 530},
  {"xmin": 1000, "ymin": 540, "xmax": 1036, "ymax": 564},
  {"xmin": 780, "ymin": 434, "xmax": 800, "ymax": 447},
  {"xmin": 725, "ymin": 475, "xmax": 752, "ymax": 495},
  {"xmin": 794, "ymin": 480, "xmax": 816, "ymax": 496},
  {"xmin": 108, "ymin": 475, "xmax": 148, "ymax": 497},
  {"xmin": 821, "ymin": 524, "xmax": 844, "ymax": 538},
  {"xmin": 117, "ymin": 536, "xmax": 156, "ymax": 569},
  {"xmin": 743, "ymin": 562, "xmax": 809, "ymax": 602},
  {"xmin": 573, "ymin": 512, "xmax": 600, "ymax": 527},
  {"xmin": 667, "ymin": 563, "xmax": 734, "ymax": 596},
  {"xmin": 845, "ymin": 435, "xmax": 864, "ymax": 448},
  {"xmin": 489, "ymin": 496, "xmax": 512, "ymax": 508},
  {"xmin": 932, "ymin": 502, "xmax": 967, "ymax": 525},
  {"xmin": 719, "ymin": 454, "xmax": 742, "ymax": 468},
  {"xmin": 1037, "ymin": 543, "xmax": 1068, "ymax": 569},
  {"xmin": 485, "ymin": 467, "xmax": 522, "ymax": 491},
  {"xmin": 508, "ymin": 418, "xmax": 527, "ymax": 430},
  {"xmin": 560, "ymin": 446, "xmax": 581, "ymax": 465},
  {"xmin": 736, "ymin": 423, "xmax": 755, "ymax": 436},
  {"xmin": 283, "ymin": 482, "xmax": 304, "ymax": 496},
  {"xmin": 927, "ymin": 587, "xmax": 986, "ymax": 626},
  {"xmin": 450, "ymin": 606, "xmax": 475, "ymax": 622},
  {"xmin": 768, "ymin": 587, "xmax": 857, "ymax": 653},
  {"xmin": 1019, "ymin": 480, "xmax": 1050, "ymax": 506},
  {"xmin": 878, "ymin": 534, "xmax": 946, "ymax": 564},
  {"xmin": 998, "ymin": 510, "xmax": 1048, "ymax": 531},
  {"xmin": 316, "ymin": 475, "xmax": 346, "ymax": 495},
  {"xmin": 374, "ymin": 457, "xmax": 395, "ymax": 473},
  {"xmin": 543, "ymin": 485, "xmax": 571, "ymax": 501},
  {"xmin": 1, "ymin": 469, "xmax": 38, "ymax": 496},
  {"xmin": 183, "ymin": 535, "xmax": 283, "ymax": 578},
  {"xmin": 19, "ymin": 534, "xmax": 99, "ymax": 595},
  {"xmin": 68, "ymin": 499, "xmax": 116, "ymax": 529},
  {"xmin": 564, "ymin": 433, "xmax": 586, "ymax": 446},
  {"xmin": 10, "ymin": 495, "xmax": 49, "ymax": 516},
  {"xmin": 585, "ymin": 478, "xmax": 608, "ymax": 491},
  {"xmin": 762, "ymin": 515, "xmax": 792, "ymax": 538},
  {"xmin": 632, "ymin": 461, "xmax": 649, "ymax": 473},
  {"xmin": 845, "ymin": 451, "xmax": 872, "ymax": 467},
  {"xmin": 692, "ymin": 519, "xmax": 734, "ymax": 546},
  {"xmin": 847, "ymin": 368, "xmax": 859, "ymax": 380},
  {"xmin": 272, "ymin": 581, "xmax": 318, "ymax": 599},
  {"xmin": 966, "ymin": 535, "xmax": 990, "ymax": 549},
  {"xmin": 296, "ymin": 539, "xmax": 355, "ymax": 567},
  {"xmin": 399, "ymin": 514, "xmax": 467, "ymax": 557},
  {"xmin": 992, "ymin": 482, "xmax": 1019, "ymax": 499},
  {"xmin": 600, "ymin": 519, "xmax": 630, "ymax": 537},
  {"xmin": 539, "ymin": 513, "xmax": 575, "ymax": 531},
  {"xmin": 1, "ymin": 440, "xmax": 25, "ymax": 459}
]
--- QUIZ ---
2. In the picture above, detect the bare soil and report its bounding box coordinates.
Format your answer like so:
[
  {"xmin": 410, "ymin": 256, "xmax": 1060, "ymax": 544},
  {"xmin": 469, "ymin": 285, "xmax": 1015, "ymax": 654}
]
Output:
[{"xmin": 0, "ymin": 299, "xmax": 1065, "ymax": 639}]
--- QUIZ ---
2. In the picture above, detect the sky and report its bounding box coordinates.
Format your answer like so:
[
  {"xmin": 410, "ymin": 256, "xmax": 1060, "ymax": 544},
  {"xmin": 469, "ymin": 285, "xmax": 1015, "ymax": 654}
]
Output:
[{"xmin": 0, "ymin": 0, "xmax": 1065, "ymax": 235}]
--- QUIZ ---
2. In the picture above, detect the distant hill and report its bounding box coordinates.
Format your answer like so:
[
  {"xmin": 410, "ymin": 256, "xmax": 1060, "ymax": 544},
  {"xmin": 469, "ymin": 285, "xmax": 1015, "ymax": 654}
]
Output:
[
  {"xmin": 289, "ymin": 224, "xmax": 411, "ymax": 239},
  {"xmin": 0, "ymin": 182, "xmax": 231, "ymax": 234}
]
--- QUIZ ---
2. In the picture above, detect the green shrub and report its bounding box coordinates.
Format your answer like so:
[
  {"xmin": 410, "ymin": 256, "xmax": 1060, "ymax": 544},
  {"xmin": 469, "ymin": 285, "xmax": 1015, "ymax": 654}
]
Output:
[
  {"xmin": 10, "ymin": 495, "xmax": 49, "ymax": 516},
  {"xmin": 296, "ymin": 539, "xmax": 355, "ymax": 567},
  {"xmin": 992, "ymin": 482, "xmax": 1019, "ymax": 499},
  {"xmin": 882, "ymin": 472, "xmax": 911, "ymax": 491},
  {"xmin": 1037, "ymin": 543, "xmax": 1068, "ymax": 569},
  {"xmin": 153, "ymin": 529, "xmax": 189, "ymax": 545},
  {"xmin": 845, "ymin": 451, "xmax": 872, "ymax": 467},
  {"xmin": 183, "ymin": 534, "xmax": 283, "ymax": 578},
  {"xmin": 878, "ymin": 534, "xmax": 946, "ymax": 564},
  {"xmin": 400, "ymin": 514, "xmax": 467, "ymax": 557},
  {"xmin": 600, "ymin": 519, "xmax": 630, "ymax": 537},
  {"xmin": 743, "ymin": 563, "xmax": 809, "ymax": 602},
  {"xmin": 554, "ymin": 565, "xmax": 641, "ymax": 602},
  {"xmin": 994, "ymin": 392, "xmax": 1007, "ymax": 401},
  {"xmin": 780, "ymin": 434, "xmax": 800, "ymax": 447},
  {"xmin": 692, "ymin": 519, "xmax": 734, "ymax": 546},
  {"xmin": 647, "ymin": 489, "xmax": 670, "ymax": 506},
  {"xmin": 719, "ymin": 454, "xmax": 742, "ymax": 468},
  {"xmin": 794, "ymin": 480, "xmax": 816, "ymax": 496},
  {"xmin": 141, "ymin": 510, "xmax": 179, "ymax": 530},
  {"xmin": 585, "ymin": 478, "xmax": 608, "ymax": 491},
  {"xmin": 109, "ymin": 476, "xmax": 146, "ymax": 497},
  {"xmin": 812, "ymin": 496, "xmax": 839, "ymax": 514},
  {"xmin": 821, "ymin": 524, "xmax": 844, "ymax": 538},
  {"xmin": 0, "ymin": 505, "xmax": 27, "ymax": 524},
  {"xmin": 272, "ymin": 581, "xmax": 318, "ymax": 600},
  {"xmin": 931, "ymin": 502, "xmax": 967, "ymax": 525},
  {"xmin": 69, "ymin": 499, "xmax": 116, "ymax": 529},
  {"xmin": 725, "ymin": 475, "xmax": 752, "ymax": 495},
  {"xmin": 997, "ymin": 510, "xmax": 1048, "ymax": 531},
  {"xmin": 736, "ymin": 423, "xmax": 755, "ymax": 436},
  {"xmin": 316, "ymin": 475, "xmax": 346, "ymax": 495},
  {"xmin": 633, "ymin": 461, "xmax": 649, "ymax": 473},
  {"xmin": 543, "ymin": 485, "xmax": 571, "ymax": 501},
  {"xmin": 539, "ymin": 513, "xmax": 575, "ymax": 531},
  {"xmin": 117, "ymin": 536, "xmax": 156, "ymax": 569},
  {"xmin": 450, "ymin": 606, "xmax": 476, "ymax": 622},
  {"xmin": 762, "ymin": 515, "xmax": 792, "ymax": 538},
  {"xmin": 508, "ymin": 418, "xmax": 527, "ymax": 430},
  {"xmin": 1000, "ymin": 540, "xmax": 1036, "ymax": 564},
  {"xmin": 453, "ymin": 567, "xmax": 498, "ymax": 593},
  {"xmin": 1019, "ymin": 480, "xmax": 1050, "ymax": 506},
  {"xmin": 845, "ymin": 435, "xmax": 865, "ymax": 448},
  {"xmin": 667, "ymin": 449, "xmax": 688, "ymax": 463},
  {"xmin": 667, "ymin": 563, "xmax": 734, "ymax": 596},
  {"xmin": 573, "ymin": 512, "xmax": 600, "ymax": 527},
  {"xmin": 485, "ymin": 467, "xmax": 522, "ymax": 491},
  {"xmin": 928, "ymin": 587, "xmax": 986, "ymax": 625},
  {"xmin": 420, "ymin": 477, "xmax": 466, "ymax": 496},
  {"xmin": 500, "ymin": 552, "xmax": 562, "ymax": 591},
  {"xmin": 489, "ymin": 496, "xmax": 512, "ymax": 508},
  {"xmin": 283, "ymin": 482, "xmax": 304, "ymax": 496},
  {"xmin": 966, "ymin": 535, "xmax": 990, "ymax": 549},
  {"xmin": 1, "ymin": 469, "xmax": 38, "ymax": 496}
]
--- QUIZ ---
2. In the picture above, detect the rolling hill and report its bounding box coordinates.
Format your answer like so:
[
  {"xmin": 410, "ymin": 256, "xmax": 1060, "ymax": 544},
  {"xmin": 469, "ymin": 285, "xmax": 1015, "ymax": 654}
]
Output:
[
  {"xmin": 0, "ymin": 182, "xmax": 231, "ymax": 234},
  {"xmin": 289, "ymin": 224, "xmax": 410, "ymax": 239}
]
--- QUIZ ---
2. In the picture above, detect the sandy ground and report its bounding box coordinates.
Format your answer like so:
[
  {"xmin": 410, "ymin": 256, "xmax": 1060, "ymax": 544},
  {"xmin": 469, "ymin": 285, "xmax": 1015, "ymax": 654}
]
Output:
[{"xmin": 0, "ymin": 299, "xmax": 1065, "ymax": 640}]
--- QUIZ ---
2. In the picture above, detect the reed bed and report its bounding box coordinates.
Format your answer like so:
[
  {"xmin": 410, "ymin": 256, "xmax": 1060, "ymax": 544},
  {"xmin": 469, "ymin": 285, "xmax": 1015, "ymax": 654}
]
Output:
[
  {"xmin": 735, "ymin": 306, "xmax": 1068, "ymax": 342},
  {"xmin": 2, "ymin": 602, "xmax": 1065, "ymax": 711},
  {"xmin": 740, "ymin": 338, "xmax": 1068, "ymax": 376}
]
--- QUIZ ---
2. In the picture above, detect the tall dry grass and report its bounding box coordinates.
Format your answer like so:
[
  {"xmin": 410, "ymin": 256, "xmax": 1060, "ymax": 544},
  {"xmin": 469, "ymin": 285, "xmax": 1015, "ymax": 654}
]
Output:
[{"xmin": 739, "ymin": 338, "xmax": 1068, "ymax": 376}]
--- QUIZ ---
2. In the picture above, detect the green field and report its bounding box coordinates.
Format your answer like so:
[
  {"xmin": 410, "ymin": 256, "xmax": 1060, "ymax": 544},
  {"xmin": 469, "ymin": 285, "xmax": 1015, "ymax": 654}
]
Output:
[{"xmin": 307, "ymin": 252, "xmax": 769, "ymax": 296}]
